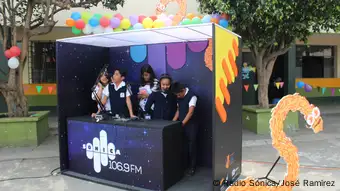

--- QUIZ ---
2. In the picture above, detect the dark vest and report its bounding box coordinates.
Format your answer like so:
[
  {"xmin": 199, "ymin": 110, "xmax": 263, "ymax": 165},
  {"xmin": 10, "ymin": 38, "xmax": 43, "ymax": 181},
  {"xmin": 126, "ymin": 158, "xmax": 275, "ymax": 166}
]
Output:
[
  {"xmin": 109, "ymin": 83, "xmax": 129, "ymax": 117},
  {"xmin": 178, "ymin": 90, "xmax": 196, "ymax": 122},
  {"xmin": 151, "ymin": 92, "xmax": 177, "ymax": 120}
]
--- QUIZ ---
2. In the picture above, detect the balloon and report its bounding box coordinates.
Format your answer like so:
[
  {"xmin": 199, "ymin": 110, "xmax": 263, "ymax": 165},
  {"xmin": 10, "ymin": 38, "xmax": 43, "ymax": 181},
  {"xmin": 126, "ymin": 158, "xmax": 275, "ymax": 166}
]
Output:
[
  {"xmin": 296, "ymin": 81, "xmax": 305, "ymax": 89},
  {"xmin": 212, "ymin": 13, "xmax": 220, "ymax": 19},
  {"xmin": 114, "ymin": 13, "xmax": 123, "ymax": 20},
  {"xmin": 72, "ymin": 26, "xmax": 81, "ymax": 35},
  {"xmin": 168, "ymin": 14, "xmax": 174, "ymax": 20},
  {"xmin": 129, "ymin": 15, "xmax": 138, "ymax": 25},
  {"xmin": 191, "ymin": 17, "xmax": 202, "ymax": 24},
  {"xmin": 142, "ymin": 17, "xmax": 153, "ymax": 29},
  {"xmin": 219, "ymin": 19, "xmax": 228, "ymax": 28},
  {"xmin": 82, "ymin": 24, "xmax": 92, "ymax": 35},
  {"xmin": 211, "ymin": 18, "xmax": 219, "ymax": 24},
  {"xmin": 4, "ymin": 50, "xmax": 13, "ymax": 59},
  {"xmin": 186, "ymin": 13, "xmax": 195, "ymax": 20},
  {"xmin": 114, "ymin": 28, "xmax": 123, "ymax": 32},
  {"xmin": 198, "ymin": 15, "xmax": 203, "ymax": 19},
  {"xmin": 221, "ymin": 13, "xmax": 228, "ymax": 20},
  {"xmin": 100, "ymin": 17, "xmax": 110, "ymax": 27},
  {"xmin": 89, "ymin": 17, "xmax": 99, "ymax": 27},
  {"xmin": 81, "ymin": 12, "xmax": 91, "ymax": 23},
  {"xmin": 104, "ymin": 27, "xmax": 113, "ymax": 33},
  {"xmin": 202, "ymin": 15, "xmax": 212, "ymax": 23},
  {"xmin": 153, "ymin": 19, "xmax": 165, "ymax": 28},
  {"xmin": 8, "ymin": 57, "xmax": 19, "ymax": 69},
  {"xmin": 120, "ymin": 18, "xmax": 131, "ymax": 29},
  {"xmin": 127, "ymin": 26, "xmax": 134, "ymax": 30},
  {"xmin": 65, "ymin": 18, "xmax": 75, "ymax": 27},
  {"xmin": 138, "ymin": 15, "xmax": 146, "ymax": 23},
  {"xmin": 93, "ymin": 14, "xmax": 102, "ymax": 20},
  {"xmin": 133, "ymin": 23, "xmax": 144, "ymax": 30},
  {"xmin": 75, "ymin": 19, "xmax": 85, "ymax": 29},
  {"xmin": 304, "ymin": 84, "xmax": 313, "ymax": 92},
  {"xmin": 9, "ymin": 46, "xmax": 21, "ymax": 57},
  {"xmin": 157, "ymin": 13, "xmax": 167, "ymax": 19},
  {"xmin": 104, "ymin": 13, "xmax": 112, "ymax": 19},
  {"xmin": 181, "ymin": 18, "xmax": 191, "ymax": 25},
  {"xmin": 110, "ymin": 17, "xmax": 121, "ymax": 28},
  {"xmin": 163, "ymin": 18, "xmax": 172, "ymax": 26},
  {"xmin": 93, "ymin": 26, "xmax": 104, "ymax": 34},
  {"xmin": 150, "ymin": 15, "xmax": 157, "ymax": 21},
  {"xmin": 71, "ymin": 12, "xmax": 81, "ymax": 21}
]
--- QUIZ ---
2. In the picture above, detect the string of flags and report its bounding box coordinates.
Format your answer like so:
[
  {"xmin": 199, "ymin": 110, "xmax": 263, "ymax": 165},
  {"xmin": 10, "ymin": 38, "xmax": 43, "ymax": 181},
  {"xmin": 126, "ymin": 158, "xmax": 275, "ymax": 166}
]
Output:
[
  {"xmin": 296, "ymin": 81, "xmax": 339, "ymax": 96},
  {"xmin": 243, "ymin": 82, "xmax": 284, "ymax": 92},
  {"xmin": 23, "ymin": 85, "xmax": 56, "ymax": 95}
]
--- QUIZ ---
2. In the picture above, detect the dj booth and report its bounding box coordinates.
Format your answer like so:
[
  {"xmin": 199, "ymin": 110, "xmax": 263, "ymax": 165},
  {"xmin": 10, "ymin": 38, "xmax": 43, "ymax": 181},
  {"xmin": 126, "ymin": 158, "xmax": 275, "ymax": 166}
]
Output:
[
  {"xmin": 65, "ymin": 116, "xmax": 183, "ymax": 190},
  {"xmin": 56, "ymin": 23, "xmax": 243, "ymax": 191}
]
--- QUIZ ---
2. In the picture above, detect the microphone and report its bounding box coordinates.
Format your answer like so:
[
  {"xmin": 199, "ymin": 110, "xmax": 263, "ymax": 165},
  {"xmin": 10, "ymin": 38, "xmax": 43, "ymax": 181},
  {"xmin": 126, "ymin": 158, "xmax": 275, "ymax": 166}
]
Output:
[{"xmin": 92, "ymin": 64, "xmax": 109, "ymax": 91}]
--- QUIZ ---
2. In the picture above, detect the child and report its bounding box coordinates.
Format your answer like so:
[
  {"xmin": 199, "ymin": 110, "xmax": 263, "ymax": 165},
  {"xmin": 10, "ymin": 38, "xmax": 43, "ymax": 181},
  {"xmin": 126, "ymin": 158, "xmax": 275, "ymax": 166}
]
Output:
[
  {"xmin": 91, "ymin": 72, "xmax": 111, "ymax": 118},
  {"xmin": 138, "ymin": 64, "xmax": 158, "ymax": 112},
  {"xmin": 144, "ymin": 74, "xmax": 177, "ymax": 120},
  {"xmin": 102, "ymin": 68, "xmax": 135, "ymax": 118},
  {"xmin": 171, "ymin": 82, "xmax": 198, "ymax": 176}
]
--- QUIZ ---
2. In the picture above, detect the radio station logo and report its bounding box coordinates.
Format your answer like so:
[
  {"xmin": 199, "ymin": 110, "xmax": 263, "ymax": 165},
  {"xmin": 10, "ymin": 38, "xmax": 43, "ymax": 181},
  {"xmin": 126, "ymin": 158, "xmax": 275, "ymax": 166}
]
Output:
[
  {"xmin": 82, "ymin": 130, "xmax": 143, "ymax": 174},
  {"xmin": 82, "ymin": 130, "xmax": 121, "ymax": 173}
]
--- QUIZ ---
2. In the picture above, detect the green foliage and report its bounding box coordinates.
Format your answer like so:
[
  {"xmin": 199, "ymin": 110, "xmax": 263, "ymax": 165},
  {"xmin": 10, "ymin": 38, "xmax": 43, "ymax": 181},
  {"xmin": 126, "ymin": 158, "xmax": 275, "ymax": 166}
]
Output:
[{"xmin": 197, "ymin": 0, "xmax": 340, "ymax": 56}]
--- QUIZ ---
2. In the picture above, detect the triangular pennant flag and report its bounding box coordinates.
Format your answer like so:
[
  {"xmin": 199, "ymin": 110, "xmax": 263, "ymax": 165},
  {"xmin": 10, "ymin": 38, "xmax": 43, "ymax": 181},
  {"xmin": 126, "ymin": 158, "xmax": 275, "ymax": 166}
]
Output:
[
  {"xmin": 322, "ymin": 87, "xmax": 326, "ymax": 95},
  {"xmin": 279, "ymin": 82, "xmax": 284, "ymax": 88},
  {"xmin": 23, "ymin": 85, "xmax": 29, "ymax": 92},
  {"xmin": 275, "ymin": 82, "xmax": 280, "ymax": 89},
  {"xmin": 244, "ymin": 85, "xmax": 249, "ymax": 92},
  {"xmin": 253, "ymin": 84, "xmax": 258, "ymax": 91},
  {"xmin": 36, "ymin": 86, "xmax": 43, "ymax": 93},
  {"xmin": 331, "ymin": 88, "xmax": 335, "ymax": 96},
  {"xmin": 48, "ymin": 86, "xmax": 53, "ymax": 94},
  {"xmin": 317, "ymin": 87, "xmax": 321, "ymax": 92}
]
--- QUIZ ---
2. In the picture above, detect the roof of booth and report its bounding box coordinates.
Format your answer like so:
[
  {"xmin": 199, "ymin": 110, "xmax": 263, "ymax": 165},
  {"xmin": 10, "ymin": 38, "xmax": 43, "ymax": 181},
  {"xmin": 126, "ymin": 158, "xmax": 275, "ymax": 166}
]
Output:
[{"xmin": 57, "ymin": 23, "xmax": 240, "ymax": 48}]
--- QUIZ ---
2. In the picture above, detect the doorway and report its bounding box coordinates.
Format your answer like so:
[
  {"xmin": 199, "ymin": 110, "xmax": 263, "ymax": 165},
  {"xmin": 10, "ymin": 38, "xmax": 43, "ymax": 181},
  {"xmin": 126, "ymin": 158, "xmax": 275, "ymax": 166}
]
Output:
[{"xmin": 268, "ymin": 55, "xmax": 285, "ymax": 103}]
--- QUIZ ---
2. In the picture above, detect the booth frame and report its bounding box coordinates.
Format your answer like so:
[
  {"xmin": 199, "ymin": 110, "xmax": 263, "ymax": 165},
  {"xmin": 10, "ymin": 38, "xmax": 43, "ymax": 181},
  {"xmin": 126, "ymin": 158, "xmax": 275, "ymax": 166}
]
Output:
[{"xmin": 56, "ymin": 23, "xmax": 242, "ymax": 191}]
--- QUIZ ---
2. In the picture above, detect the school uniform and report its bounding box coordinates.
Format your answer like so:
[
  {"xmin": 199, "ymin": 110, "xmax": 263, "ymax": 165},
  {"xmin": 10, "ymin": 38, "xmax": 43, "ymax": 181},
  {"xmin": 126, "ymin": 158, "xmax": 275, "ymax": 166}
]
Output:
[
  {"xmin": 91, "ymin": 85, "xmax": 111, "ymax": 112},
  {"xmin": 144, "ymin": 91, "xmax": 177, "ymax": 120},
  {"xmin": 139, "ymin": 79, "xmax": 158, "ymax": 111},
  {"xmin": 103, "ymin": 81, "xmax": 131, "ymax": 117},
  {"xmin": 177, "ymin": 87, "xmax": 198, "ymax": 170}
]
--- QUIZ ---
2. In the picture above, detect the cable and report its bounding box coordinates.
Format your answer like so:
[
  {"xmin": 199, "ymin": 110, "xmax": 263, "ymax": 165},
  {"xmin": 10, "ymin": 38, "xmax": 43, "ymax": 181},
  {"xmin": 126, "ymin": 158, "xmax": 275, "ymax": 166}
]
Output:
[
  {"xmin": 242, "ymin": 160, "xmax": 340, "ymax": 171},
  {"xmin": 0, "ymin": 167, "xmax": 61, "ymax": 183}
]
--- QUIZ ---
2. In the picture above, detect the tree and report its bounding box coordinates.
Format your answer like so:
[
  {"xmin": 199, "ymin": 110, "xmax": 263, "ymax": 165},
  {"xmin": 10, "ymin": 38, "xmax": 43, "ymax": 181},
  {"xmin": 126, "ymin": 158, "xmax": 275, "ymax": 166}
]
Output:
[
  {"xmin": 197, "ymin": 0, "xmax": 340, "ymax": 108},
  {"xmin": 0, "ymin": 0, "xmax": 125, "ymax": 117}
]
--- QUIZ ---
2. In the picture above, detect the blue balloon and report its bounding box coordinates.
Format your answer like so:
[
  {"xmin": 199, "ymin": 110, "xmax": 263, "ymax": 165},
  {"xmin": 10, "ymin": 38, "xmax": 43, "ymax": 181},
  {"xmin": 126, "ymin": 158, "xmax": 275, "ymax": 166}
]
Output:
[
  {"xmin": 133, "ymin": 23, "xmax": 144, "ymax": 30},
  {"xmin": 296, "ymin": 81, "xmax": 305, "ymax": 88},
  {"xmin": 202, "ymin": 15, "xmax": 212, "ymax": 23},
  {"xmin": 71, "ymin": 12, "xmax": 81, "ymax": 21},
  {"xmin": 219, "ymin": 19, "xmax": 228, "ymax": 28},
  {"xmin": 89, "ymin": 17, "xmax": 99, "ymax": 27}
]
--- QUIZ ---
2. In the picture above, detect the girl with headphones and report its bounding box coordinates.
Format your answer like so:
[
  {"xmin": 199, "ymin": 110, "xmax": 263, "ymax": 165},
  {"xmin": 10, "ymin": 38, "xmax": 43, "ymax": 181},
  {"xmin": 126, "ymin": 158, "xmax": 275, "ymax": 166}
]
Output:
[{"xmin": 144, "ymin": 73, "xmax": 178, "ymax": 120}]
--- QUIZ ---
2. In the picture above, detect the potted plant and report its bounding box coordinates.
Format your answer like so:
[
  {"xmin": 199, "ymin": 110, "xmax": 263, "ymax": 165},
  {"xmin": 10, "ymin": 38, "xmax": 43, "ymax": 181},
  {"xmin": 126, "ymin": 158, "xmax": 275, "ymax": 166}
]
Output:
[
  {"xmin": 197, "ymin": 0, "xmax": 339, "ymax": 134},
  {"xmin": 0, "ymin": 0, "xmax": 125, "ymax": 146}
]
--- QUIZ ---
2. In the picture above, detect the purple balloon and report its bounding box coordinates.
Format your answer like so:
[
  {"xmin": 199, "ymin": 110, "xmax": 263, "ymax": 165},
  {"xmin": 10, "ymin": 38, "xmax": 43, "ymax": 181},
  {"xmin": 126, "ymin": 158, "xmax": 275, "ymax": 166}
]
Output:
[
  {"xmin": 212, "ymin": 13, "xmax": 220, "ymax": 19},
  {"xmin": 304, "ymin": 84, "xmax": 313, "ymax": 92},
  {"xmin": 110, "ymin": 17, "xmax": 120, "ymax": 28},
  {"xmin": 129, "ymin": 15, "xmax": 138, "ymax": 26}
]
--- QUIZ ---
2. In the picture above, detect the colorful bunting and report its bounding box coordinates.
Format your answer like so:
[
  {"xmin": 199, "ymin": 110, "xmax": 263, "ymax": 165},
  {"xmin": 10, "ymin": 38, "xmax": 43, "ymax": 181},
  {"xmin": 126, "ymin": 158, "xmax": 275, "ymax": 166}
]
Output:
[
  {"xmin": 322, "ymin": 87, "xmax": 326, "ymax": 95},
  {"xmin": 48, "ymin": 86, "xmax": 54, "ymax": 94},
  {"xmin": 244, "ymin": 85, "xmax": 249, "ymax": 92},
  {"xmin": 279, "ymin": 82, "xmax": 284, "ymax": 88},
  {"xmin": 36, "ymin": 85, "xmax": 43, "ymax": 93},
  {"xmin": 331, "ymin": 88, "xmax": 335, "ymax": 96},
  {"xmin": 253, "ymin": 84, "xmax": 258, "ymax": 91},
  {"xmin": 23, "ymin": 85, "xmax": 29, "ymax": 91},
  {"xmin": 275, "ymin": 82, "xmax": 280, "ymax": 89}
]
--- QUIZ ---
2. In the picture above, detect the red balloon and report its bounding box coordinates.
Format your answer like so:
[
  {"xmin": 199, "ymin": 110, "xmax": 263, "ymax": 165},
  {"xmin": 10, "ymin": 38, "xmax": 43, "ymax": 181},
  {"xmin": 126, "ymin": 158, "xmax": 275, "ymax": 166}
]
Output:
[
  {"xmin": 9, "ymin": 46, "xmax": 21, "ymax": 57},
  {"xmin": 75, "ymin": 19, "xmax": 85, "ymax": 29},
  {"xmin": 114, "ymin": 13, "xmax": 123, "ymax": 20},
  {"xmin": 100, "ymin": 17, "xmax": 110, "ymax": 27},
  {"xmin": 150, "ymin": 15, "xmax": 157, "ymax": 21},
  {"xmin": 4, "ymin": 50, "xmax": 13, "ymax": 59},
  {"xmin": 138, "ymin": 15, "xmax": 146, "ymax": 23}
]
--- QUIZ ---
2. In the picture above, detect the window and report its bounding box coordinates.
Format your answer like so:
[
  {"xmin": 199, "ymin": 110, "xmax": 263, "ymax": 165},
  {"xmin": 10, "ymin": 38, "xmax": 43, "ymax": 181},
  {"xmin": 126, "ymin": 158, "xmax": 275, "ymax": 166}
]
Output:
[{"xmin": 29, "ymin": 41, "xmax": 56, "ymax": 83}]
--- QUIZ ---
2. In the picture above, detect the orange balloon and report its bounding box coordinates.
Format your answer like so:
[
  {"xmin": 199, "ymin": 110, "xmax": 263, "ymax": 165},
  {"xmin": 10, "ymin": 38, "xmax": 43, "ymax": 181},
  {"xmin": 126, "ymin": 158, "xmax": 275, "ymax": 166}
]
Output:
[
  {"xmin": 198, "ymin": 15, "xmax": 203, "ymax": 19},
  {"xmin": 221, "ymin": 13, "xmax": 228, "ymax": 19},
  {"xmin": 66, "ymin": 18, "xmax": 75, "ymax": 27},
  {"xmin": 211, "ymin": 18, "xmax": 219, "ymax": 24},
  {"xmin": 186, "ymin": 13, "xmax": 195, "ymax": 20}
]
